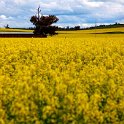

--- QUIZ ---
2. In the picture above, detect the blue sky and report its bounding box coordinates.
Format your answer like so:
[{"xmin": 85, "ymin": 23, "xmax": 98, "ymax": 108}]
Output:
[{"xmin": 0, "ymin": 0, "xmax": 124, "ymax": 28}]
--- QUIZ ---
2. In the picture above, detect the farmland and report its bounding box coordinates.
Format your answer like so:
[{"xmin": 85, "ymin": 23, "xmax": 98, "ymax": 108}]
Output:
[
  {"xmin": 0, "ymin": 28, "xmax": 124, "ymax": 123},
  {"xmin": 0, "ymin": 28, "xmax": 33, "ymax": 33}
]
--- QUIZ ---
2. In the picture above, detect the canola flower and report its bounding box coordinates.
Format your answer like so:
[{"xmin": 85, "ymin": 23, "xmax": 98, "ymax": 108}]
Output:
[{"xmin": 0, "ymin": 34, "xmax": 124, "ymax": 123}]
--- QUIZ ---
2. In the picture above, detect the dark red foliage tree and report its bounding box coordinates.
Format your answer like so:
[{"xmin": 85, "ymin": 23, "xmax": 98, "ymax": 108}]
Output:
[{"xmin": 30, "ymin": 7, "xmax": 59, "ymax": 36}]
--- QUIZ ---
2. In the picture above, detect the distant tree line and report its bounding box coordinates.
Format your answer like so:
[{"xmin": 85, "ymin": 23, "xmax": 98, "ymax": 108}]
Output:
[
  {"xmin": 4, "ymin": 22, "xmax": 124, "ymax": 31},
  {"xmin": 57, "ymin": 26, "xmax": 81, "ymax": 31},
  {"xmin": 83, "ymin": 23, "xmax": 124, "ymax": 30},
  {"xmin": 57, "ymin": 23, "xmax": 124, "ymax": 31}
]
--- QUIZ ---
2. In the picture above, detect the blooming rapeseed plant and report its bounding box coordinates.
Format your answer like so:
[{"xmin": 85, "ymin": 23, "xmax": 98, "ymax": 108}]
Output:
[{"xmin": 0, "ymin": 32, "xmax": 124, "ymax": 123}]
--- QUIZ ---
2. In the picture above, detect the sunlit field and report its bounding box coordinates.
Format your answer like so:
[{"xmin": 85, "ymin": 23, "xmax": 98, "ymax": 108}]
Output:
[
  {"xmin": 0, "ymin": 28, "xmax": 33, "ymax": 32},
  {"xmin": 0, "ymin": 29, "xmax": 124, "ymax": 123}
]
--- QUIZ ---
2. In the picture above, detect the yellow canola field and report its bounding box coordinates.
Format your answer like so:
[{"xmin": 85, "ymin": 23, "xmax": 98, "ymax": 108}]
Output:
[
  {"xmin": 0, "ymin": 33, "xmax": 124, "ymax": 123},
  {"xmin": 0, "ymin": 28, "xmax": 33, "ymax": 32}
]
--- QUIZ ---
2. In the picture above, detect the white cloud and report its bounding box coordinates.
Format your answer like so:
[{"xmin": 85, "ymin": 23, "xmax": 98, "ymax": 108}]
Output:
[
  {"xmin": 79, "ymin": 0, "xmax": 103, "ymax": 7},
  {"xmin": 0, "ymin": 15, "xmax": 7, "ymax": 20},
  {"xmin": 0, "ymin": 15, "xmax": 13, "ymax": 20},
  {"xmin": 0, "ymin": 0, "xmax": 123, "ymax": 27}
]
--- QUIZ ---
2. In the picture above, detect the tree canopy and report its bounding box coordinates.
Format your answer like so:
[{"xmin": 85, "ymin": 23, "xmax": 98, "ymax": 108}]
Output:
[{"xmin": 30, "ymin": 7, "xmax": 59, "ymax": 36}]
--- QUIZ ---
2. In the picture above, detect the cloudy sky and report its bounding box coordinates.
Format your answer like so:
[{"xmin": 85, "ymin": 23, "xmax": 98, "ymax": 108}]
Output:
[{"xmin": 0, "ymin": 0, "xmax": 124, "ymax": 28}]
